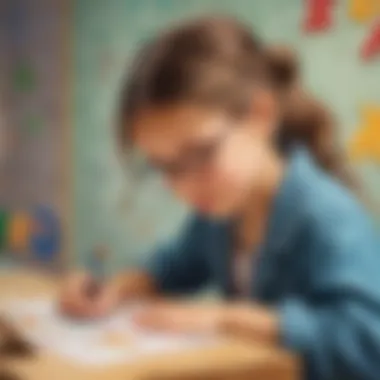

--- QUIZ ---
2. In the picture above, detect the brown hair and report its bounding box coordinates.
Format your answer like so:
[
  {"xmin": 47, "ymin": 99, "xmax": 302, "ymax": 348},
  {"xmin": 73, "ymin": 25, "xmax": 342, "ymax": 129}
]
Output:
[{"xmin": 118, "ymin": 16, "xmax": 357, "ymax": 190}]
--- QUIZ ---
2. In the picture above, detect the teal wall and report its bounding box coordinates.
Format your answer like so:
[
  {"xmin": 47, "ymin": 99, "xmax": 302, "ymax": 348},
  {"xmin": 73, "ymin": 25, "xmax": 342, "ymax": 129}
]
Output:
[{"xmin": 74, "ymin": 0, "xmax": 380, "ymax": 271}]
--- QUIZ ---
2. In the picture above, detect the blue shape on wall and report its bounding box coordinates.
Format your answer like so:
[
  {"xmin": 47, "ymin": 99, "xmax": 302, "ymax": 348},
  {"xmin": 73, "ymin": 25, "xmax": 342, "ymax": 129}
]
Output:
[{"xmin": 30, "ymin": 205, "xmax": 61, "ymax": 262}]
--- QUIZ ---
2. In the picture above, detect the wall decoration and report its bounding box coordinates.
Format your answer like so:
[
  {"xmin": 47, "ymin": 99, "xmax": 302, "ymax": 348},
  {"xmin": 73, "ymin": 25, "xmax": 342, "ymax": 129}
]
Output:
[
  {"xmin": 349, "ymin": 105, "xmax": 380, "ymax": 163},
  {"xmin": 349, "ymin": 0, "xmax": 380, "ymax": 23},
  {"xmin": 7, "ymin": 211, "xmax": 31, "ymax": 255},
  {"xmin": 303, "ymin": 0, "xmax": 334, "ymax": 33},
  {"xmin": 0, "ymin": 209, "xmax": 9, "ymax": 252},
  {"xmin": 29, "ymin": 205, "xmax": 61, "ymax": 262},
  {"xmin": 361, "ymin": 20, "xmax": 380, "ymax": 60}
]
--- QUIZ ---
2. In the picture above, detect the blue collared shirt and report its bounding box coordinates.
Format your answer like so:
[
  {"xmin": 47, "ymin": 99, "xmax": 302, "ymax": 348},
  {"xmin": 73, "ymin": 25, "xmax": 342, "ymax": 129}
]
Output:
[{"xmin": 145, "ymin": 147, "xmax": 380, "ymax": 380}]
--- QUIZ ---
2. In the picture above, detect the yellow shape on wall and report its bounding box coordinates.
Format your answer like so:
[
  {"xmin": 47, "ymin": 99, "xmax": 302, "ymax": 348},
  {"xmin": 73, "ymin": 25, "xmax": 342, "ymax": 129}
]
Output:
[
  {"xmin": 349, "ymin": 106, "xmax": 380, "ymax": 163},
  {"xmin": 7, "ymin": 212, "xmax": 31, "ymax": 254},
  {"xmin": 349, "ymin": 0, "xmax": 380, "ymax": 22}
]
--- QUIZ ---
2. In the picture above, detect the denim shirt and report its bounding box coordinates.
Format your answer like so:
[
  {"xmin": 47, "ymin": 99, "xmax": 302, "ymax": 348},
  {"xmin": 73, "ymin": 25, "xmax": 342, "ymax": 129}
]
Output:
[{"xmin": 144, "ymin": 147, "xmax": 380, "ymax": 380}]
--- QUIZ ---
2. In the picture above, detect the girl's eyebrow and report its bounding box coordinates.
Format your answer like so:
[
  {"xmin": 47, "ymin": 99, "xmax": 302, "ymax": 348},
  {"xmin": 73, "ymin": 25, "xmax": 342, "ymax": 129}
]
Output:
[
  {"xmin": 148, "ymin": 136, "xmax": 218, "ymax": 166},
  {"xmin": 180, "ymin": 137, "xmax": 216, "ymax": 154}
]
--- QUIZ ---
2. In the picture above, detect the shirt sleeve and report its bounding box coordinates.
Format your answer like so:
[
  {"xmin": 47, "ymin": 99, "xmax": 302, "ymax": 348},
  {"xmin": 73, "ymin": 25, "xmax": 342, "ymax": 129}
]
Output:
[
  {"xmin": 278, "ymin": 206, "xmax": 380, "ymax": 380},
  {"xmin": 142, "ymin": 215, "xmax": 212, "ymax": 295}
]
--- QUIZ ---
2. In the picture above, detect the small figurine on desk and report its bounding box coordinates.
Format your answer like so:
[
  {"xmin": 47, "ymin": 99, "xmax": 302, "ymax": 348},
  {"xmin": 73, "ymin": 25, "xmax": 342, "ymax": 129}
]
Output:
[{"xmin": 86, "ymin": 245, "xmax": 110, "ymax": 299}]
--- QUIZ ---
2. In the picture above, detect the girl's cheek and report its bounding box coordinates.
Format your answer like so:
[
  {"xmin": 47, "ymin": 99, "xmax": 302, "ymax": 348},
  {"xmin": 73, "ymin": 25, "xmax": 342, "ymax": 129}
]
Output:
[
  {"xmin": 216, "ymin": 162, "xmax": 259, "ymax": 208},
  {"xmin": 211, "ymin": 169, "xmax": 244, "ymax": 204}
]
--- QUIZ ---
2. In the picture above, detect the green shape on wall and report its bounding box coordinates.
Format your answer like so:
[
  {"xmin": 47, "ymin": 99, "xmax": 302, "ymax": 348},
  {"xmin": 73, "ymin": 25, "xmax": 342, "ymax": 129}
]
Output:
[
  {"xmin": 12, "ymin": 62, "xmax": 36, "ymax": 93},
  {"xmin": 0, "ymin": 209, "xmax": 9, "ymax": 252}
]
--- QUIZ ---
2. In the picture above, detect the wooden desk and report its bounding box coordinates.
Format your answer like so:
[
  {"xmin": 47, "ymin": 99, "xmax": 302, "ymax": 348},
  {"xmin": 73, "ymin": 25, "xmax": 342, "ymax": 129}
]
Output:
[{"xmin": 0, "ymin": 270, "xmax": 300, "ymax": 380}]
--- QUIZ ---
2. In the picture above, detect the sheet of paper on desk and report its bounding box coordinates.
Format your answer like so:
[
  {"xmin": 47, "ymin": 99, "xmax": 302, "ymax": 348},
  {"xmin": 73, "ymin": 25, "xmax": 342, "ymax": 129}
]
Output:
[{"xmin": 0, "ymin": 297, "xmax": 215, "ymax": 366}]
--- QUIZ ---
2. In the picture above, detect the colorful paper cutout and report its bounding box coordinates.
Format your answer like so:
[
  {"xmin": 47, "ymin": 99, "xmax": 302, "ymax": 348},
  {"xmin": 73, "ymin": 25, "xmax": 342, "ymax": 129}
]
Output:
[
  {"xmin": 0, "ymin": 210, "xmax": 9, "ymax": 251},
  {"xmin": 7, "ymin": 211, "xmax": 31, "ymax": 254},
  {"xmin": 349, "ymin": 0, "xmax": 380, "ymax": 23},
  {"xmin": 303, "ymin": 0, "xmax": 334, "ymax": 33},
  {"xmin": 30, "ymin": 205, "xmax": 60, "ymax": 262},
  {"xmin": 361, "ymin": 20, "xmax": 380, "ymax": 60},
  {"xmin": 349, "ymin": 105, "xmax": 380, "ymax": 163}
]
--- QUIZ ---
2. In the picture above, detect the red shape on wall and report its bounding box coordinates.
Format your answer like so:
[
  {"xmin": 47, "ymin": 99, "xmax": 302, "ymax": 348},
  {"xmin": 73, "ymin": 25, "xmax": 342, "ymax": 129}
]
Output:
[
  {"xmin": 361, "ymin": 20, "xmax": 380, "ymax": 60},
  {"xmin": 303, "ymin": 0, "xmax": 334, "ymax": 33}
]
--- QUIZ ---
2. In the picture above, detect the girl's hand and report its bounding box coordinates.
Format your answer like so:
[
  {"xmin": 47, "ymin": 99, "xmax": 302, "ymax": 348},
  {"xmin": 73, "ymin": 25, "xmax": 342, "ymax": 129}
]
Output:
[
  {"xmin": 59, "ymin": 272, "xmax": 122, "ymax": 319},
  {"xmin": 133, "ymin": 301, "xmax": 279, "ymax": 343}
]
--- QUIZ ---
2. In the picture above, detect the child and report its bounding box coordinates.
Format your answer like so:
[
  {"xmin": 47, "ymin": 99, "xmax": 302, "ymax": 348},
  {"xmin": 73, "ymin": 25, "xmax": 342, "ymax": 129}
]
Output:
[{"xmin": 61, "ymin": 17, "xmax": 380, "ymax": 380}]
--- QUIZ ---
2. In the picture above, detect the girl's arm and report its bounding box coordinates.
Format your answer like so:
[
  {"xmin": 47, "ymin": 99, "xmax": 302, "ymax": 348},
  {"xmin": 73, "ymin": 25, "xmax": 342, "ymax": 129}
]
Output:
[
  {"xmin": 219, "ymin": 304, "xmax": 279, "ymax": 345},
  {"xmin": 133, "ymin": 300, "xmax": 280, "ymax": 344}
]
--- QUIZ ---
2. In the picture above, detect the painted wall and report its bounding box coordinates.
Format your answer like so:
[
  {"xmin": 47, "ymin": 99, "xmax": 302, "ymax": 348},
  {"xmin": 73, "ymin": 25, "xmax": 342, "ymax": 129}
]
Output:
[{"xmin": 74, "ymin": 0, "xmax": 380, "ymax": 271}]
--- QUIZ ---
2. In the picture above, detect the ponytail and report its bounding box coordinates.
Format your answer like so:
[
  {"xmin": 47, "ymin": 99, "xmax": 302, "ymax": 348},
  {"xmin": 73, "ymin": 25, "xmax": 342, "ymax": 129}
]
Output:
[{"xmin": 265, "ymin": 46, "xmax": 358, "ymax": 192}]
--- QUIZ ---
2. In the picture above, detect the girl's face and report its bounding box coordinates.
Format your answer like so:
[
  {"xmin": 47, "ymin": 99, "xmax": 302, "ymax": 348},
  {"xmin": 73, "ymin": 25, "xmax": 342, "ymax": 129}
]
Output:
[{"xmin": 133, "ymin": 95, "xmax": 277, "ymax": 218}]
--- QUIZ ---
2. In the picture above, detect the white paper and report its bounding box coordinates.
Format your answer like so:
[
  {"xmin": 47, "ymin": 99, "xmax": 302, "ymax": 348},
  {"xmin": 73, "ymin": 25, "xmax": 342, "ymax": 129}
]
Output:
[{"xmin": 0, "ymin": 297, "xmax": 215, "ymax": 366}]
